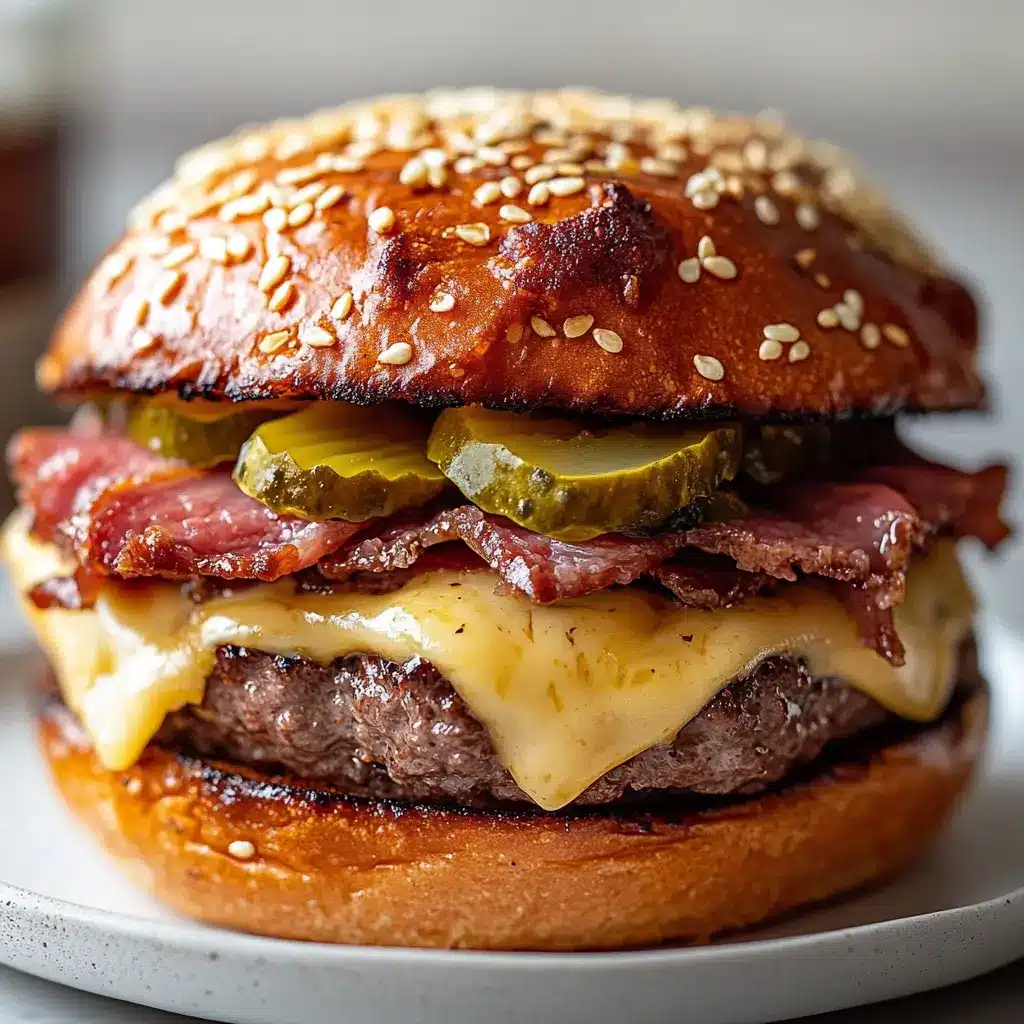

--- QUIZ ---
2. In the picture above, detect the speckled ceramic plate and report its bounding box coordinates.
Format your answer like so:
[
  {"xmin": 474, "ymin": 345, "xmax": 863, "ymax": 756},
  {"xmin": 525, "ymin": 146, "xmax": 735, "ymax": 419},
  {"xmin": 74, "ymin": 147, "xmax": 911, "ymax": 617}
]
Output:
[{"xmin": 0, "ymin": 619, "xmax": 1022, "ymax": 1024}]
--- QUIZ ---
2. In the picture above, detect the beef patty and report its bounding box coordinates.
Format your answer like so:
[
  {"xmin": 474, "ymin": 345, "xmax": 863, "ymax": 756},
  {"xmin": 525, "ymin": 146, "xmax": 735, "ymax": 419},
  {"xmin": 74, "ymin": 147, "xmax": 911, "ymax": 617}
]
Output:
[{"xmin": 150, "ymin": 641, "xmax": 979, "ymax": 808}]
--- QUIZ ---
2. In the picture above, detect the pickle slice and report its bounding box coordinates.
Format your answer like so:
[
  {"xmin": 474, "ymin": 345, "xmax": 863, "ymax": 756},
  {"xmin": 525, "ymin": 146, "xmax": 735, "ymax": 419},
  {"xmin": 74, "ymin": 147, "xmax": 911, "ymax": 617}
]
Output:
[
  {"xmin": 127, "ymin": 399, "xmax": 295, "ymax": 467},
  {"xmin": 427, "ymin": 408, "xmax": 741, "ymax": 541},
  {"xmin": 233, "ymin": 402, "xmax": 447, "ymax": 521}
]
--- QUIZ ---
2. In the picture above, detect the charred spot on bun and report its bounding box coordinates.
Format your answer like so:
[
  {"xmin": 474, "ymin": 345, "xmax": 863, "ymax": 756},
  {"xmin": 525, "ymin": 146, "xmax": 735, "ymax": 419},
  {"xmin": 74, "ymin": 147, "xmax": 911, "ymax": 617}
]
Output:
[{"xmin": 5, "ymin": 89, "xmax": 1008, "ymax": 950}]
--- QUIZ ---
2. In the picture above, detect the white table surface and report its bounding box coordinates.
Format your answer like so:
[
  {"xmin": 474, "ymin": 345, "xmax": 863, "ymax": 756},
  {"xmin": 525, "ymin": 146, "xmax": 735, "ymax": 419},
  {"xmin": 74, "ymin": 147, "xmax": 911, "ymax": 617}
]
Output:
[{"xmin": 3, "ymin": 124, "xmax": 1024, "ymax": 1023}]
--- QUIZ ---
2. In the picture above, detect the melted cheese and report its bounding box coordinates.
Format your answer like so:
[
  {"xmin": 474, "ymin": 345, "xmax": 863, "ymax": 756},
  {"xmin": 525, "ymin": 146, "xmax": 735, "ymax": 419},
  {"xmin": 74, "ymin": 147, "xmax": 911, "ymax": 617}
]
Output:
[{"xmin": 3, "ymin": 514, "xmax": 974, "ymax": 810}]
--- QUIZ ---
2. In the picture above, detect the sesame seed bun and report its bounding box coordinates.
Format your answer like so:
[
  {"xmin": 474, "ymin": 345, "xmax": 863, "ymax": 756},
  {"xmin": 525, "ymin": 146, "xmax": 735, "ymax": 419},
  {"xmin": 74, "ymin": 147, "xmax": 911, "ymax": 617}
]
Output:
[
  {"xmin": 39, "ymin": 89, "xmax": 982, "ymax": 418},
  {"xmin": 39, "ymin": 687, "xmax": 986, "ymax": 951}
]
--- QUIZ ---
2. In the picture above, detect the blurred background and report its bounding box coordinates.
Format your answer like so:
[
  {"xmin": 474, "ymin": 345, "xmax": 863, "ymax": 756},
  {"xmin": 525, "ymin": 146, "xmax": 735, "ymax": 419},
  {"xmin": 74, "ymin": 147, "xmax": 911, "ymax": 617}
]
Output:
[{"xmin": 0, "ymin": 0, "xmax": 1020, "ymax": 623}]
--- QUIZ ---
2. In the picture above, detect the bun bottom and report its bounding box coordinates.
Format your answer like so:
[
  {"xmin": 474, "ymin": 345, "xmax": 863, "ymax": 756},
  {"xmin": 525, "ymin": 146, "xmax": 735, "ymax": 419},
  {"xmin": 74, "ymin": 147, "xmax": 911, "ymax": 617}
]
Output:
[{"xmin": 38, "ymin": 693, "xmax": 986, "ymax": 951}]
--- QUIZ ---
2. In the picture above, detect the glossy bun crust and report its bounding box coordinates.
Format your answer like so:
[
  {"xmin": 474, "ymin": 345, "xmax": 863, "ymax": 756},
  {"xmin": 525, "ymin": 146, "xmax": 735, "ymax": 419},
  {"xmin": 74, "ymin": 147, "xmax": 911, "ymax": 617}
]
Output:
[
  {"xmin": 40, "ymin": 690, "xmax": 985, "ymax": 951},
  {"xmin": 40, "ymin": 90, "xmax": 982, "ymax": 419}
]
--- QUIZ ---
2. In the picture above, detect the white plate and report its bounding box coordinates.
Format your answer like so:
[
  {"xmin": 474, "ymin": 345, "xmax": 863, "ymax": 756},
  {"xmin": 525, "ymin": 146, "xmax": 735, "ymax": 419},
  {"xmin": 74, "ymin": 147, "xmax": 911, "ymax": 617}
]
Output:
[{"xmin": 0, "ymin": 619, "xmax": 1022, "ymax": 1024}]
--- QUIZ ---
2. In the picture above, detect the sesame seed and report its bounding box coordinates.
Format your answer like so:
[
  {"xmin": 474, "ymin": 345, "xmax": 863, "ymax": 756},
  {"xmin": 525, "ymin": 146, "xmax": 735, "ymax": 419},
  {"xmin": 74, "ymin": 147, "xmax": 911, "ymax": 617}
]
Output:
[
  {"xmin": 368, "ymin": 206, "xmax": 396, "ymax": 234},
  {"xmin": 506, "ymin": 323, "xmax": 524, "ymax": 343},
  {"xmin": 263, "ymin": 207, "xmax": 288, "ymax": 233},
  {"xmin": 453, "ymin": 156, "xmax": 482, "ymax": 175},
  {"xmin": 225, "ymin": 232, "xmax": 251, "ymax": 261},
  {"xmin": 277, "ymin": 164, "xmax": 319, "ymax": 185},
  {"xmin": 794, "ymin": 248, "xmax": 816, "ymax": 269},
  {"xmin": 499, "ymin": 203, "xmax": 532, "ymax": 224},
  {"xmin": 725, "ymin": 175, "xmax": 745, "ymax": 198},
  {"xmin": 772, "ymin": 170, "xmax": 801, "ymax": 195},
  {"xmin": 99, "ymin": 252, "xmax": 132, "ymax": 285},
  {"xmin": 685, "ymin": 168, "xmax": 723, "ymax": 197},
  {"xmin": 430, "ymin": 292, "xmax": 456, "ymax": 313},
  {"xmin": 258, "ymin": 255, "xmax": 291, "ymax": 293},
  {"xmin": 511, "ymin": 154, "xmax": 533, "ymax": 170},
  {"xmin": 473, "ymin": 181, "xmax": 502, "ymax": 206},
  {"xmin": 796, "ymin": 204, "xmax": 820, "ymax": 231},
  {"xmin": 843, "ymin": 289, "xmax": 864, "ymax": 315},
  {"xmin": 555, "ymin": 162, "xmax": 584, "ymax": 176},
  {"xmin": 287, "ymin": 202, "xmax": 314, "ymax": 227},
  {"xmin": 763, "ymin": 322, "xmax": 800, "ymax": 342},
  {"xmin": 693, "ymin": 354, "xmax": 725, "ymax": 381},
  {"xmin": 754, "ymin": 195, "xmax": 780, "ymax": 225},
  {"xmin": 154, "ymin": 269, "xmax": 184, "ymax": 304},
  {"xmin": 658, "ymin": 142, "xmax": 687, "ymax": 163},
  {"xmin": 267, "ymin": 281, "xmax": 295, "ymax": 312},
  {"xmin": 126, "ymin": 295, "xmax": 149, "ymax": 327},
  {"xmin": 563, "ymin": 314, "xmax": 594, "ymax": 338},
  {"xmin": 399, "ymin": 158, "xmax": 428, "ymax": 188},
  {"xmin": 524, "ymin": 164, "xmax": 556, "ymax": 185},
  {"xmin": 758, "ymin": 339, "xmax": 784, "ymax": 361},
  {"xmin": 427, "ymin": 165, "xmax": 448, "ymax": 188},
  {"xmin": 258, "ymin": 330, "xmax": 291, "ymax": 354},
  {"xmin": 531, "ymin": 315, "xmax": 556, "ymax": 338},
  {"xmin": 331, "ymin": 291, "xmax": 354, "ymax": 320},
  {"xmin": 138, "ymin": 235, "xmax": 171, "ymax": 256},
  {"xmin": 547, "ymin": 176, "xmax": 585, "ymax": 197},
  {"xmin": 815, "ymin": 273, "xmax": 832, "ymax": 289},
  {"xmin": 712, "ymin": 149, "xmax": 744, "ymax": 174},
  {"xmin": 640, "ymin": 156, "xmax": 677, "ymax": 177},
  {"xmin": 883, "ymin": 324, "xmax": 910, "ymax": 348},
  {"xmin": 157, "ymin": 210, "xmax": 187, "ymax": 233},
  {"xmin": 301, "ymin": 323, "xmax": 336, "ymax": 347},
  {"xmin": 476, "ymin": 146, "xmax": 507, "ymax": 167},
  {"xmin": 163, "ymin": 244, "xmax": 195, "ymax": 269},
  {"xmin": 817, "ymin": 308, "xmax": 840, "ymax": 329},
  {"xmin": 788, "ymin": 340, "xmax": 811, "ymax": 363},
  {"xmin": 199, "ymin": 236, "xmax": 228, "ymax": 263},
  {"xmin": 378, "ymin": 341, "xmax": 413, "ymax": 365},
  {"xmin": 702, "ymin": 256, "xmax": 737, "ymax": 280},
  {"xmin": 453, "ymin": 222, "xmax": 491, "ymax": 246},
  {"xmin": 544, "ymin": 148, "xmax": 577, "ymax": 165},
  {"xmin": 131, "ymin": 330, "xmax": 157, "ymax": 352},
  {"xmin": 677, "ymin": 258, "xmax": 701, "ymax": 283},
  {"xmin": 290, "ymin": 181, "xmax": 326, "ymax": 207},
  {"xmin": 593, "ymin": 328, "xmax": 623, "ymax": 354},
  {"xmin": 227, "ymin": 840, "xmax": 256, "ymax": 860},
  {"xmin": 315, "ymin": 184, "xmax": 345, "ymax": 210},
  {"xmin": 743, "ymin": 138, "xmax": 768, "ymax": 170},
  {"xmin": 331, "ymin": 155, "xmax": 365, "ymax": 173},
  {"xmin": 691, "ymin": 190, "xmax": 719, "ymax": 210},
  {"xmin": 860, "ymin": 322, "xmax": 881, "ymax": 349},
  {"xmin": 697, "ymin": 235, "xmax": 716, "ymax": 260},
  {"xmin": 527, "ymin": 183, "xmax": 551, "ymax": 206},
  {"xmin": 219, "ymin": 196, "xmax": 262, "ymax": 222},
  {"xmin": 499, "ymin": 176, "xmax": 523, "ymax": 199},
  {"xmin": 835, "ymin": 303, "xmax": 861, "ymax": 332},
  {"xmin": 420, "ymin": 148, "xmax": 449, "ymax": 168}
]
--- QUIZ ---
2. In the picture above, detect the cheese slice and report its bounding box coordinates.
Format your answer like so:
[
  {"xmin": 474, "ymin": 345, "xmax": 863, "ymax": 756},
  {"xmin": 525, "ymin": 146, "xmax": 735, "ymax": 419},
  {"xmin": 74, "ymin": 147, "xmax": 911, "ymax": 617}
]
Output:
[{"xmin": 3, "ymin": 513, "xmax": 974, "ymax": 810}]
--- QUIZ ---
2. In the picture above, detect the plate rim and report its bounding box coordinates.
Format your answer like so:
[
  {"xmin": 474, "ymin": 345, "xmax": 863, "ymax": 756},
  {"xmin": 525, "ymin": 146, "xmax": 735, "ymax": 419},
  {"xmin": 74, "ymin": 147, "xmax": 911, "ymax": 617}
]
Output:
[{"xmin": 2, "ymin": 870, "xmax": 1023, "ymax": 971}]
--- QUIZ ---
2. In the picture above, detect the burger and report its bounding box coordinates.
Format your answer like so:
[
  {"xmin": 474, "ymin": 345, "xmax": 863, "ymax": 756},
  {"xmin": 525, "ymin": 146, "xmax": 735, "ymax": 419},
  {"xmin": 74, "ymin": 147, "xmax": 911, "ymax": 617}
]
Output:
[{"xmin": 3, "ymin": 89, "xmax": 1009, "ymax": 951}]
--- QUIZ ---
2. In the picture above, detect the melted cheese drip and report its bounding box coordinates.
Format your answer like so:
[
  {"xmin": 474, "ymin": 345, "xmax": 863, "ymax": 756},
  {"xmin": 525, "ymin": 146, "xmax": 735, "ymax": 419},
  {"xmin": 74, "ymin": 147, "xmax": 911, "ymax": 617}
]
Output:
[{"xmin": 3, "ymin": 514, "xmax": 974, "ymax": 810}]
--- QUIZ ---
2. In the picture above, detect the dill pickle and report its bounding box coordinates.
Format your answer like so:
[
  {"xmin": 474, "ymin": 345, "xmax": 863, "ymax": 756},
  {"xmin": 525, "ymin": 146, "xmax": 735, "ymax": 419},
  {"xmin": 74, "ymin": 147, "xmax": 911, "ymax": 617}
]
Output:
[
  {"xmin": 233, "ymin": 402, "xmax": 446, "ymax": 521},
  {"xmin": 427, "ymin": 408, "xmax": 741, "ymax": 541},
  {"xmin": 127, "ymin": 399, "xmax": 294, "ymax": 467}
]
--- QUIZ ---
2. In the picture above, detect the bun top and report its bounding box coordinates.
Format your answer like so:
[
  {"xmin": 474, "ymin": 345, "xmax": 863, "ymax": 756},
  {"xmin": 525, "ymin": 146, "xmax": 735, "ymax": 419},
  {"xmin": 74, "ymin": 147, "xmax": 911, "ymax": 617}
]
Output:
[{"xmin": 39, "ymin": 89, "xmax": 984, "ymax": 418}]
